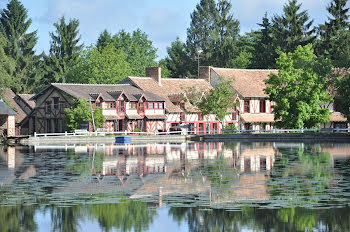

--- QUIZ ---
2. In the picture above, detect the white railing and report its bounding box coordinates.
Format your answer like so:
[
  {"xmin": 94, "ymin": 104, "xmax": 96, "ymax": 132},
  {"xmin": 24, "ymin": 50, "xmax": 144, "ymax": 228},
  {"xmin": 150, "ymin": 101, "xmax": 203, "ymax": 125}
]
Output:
[{"xmin": 32, "ymin": 127, "xmax": 349, "ymax": 138}]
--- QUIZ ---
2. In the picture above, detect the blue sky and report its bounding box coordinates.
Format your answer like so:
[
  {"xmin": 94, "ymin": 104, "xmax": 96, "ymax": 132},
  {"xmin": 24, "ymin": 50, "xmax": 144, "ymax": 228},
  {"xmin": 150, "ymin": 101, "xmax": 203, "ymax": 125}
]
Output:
[{"xmin": 0, "ymin": 0, "xmax": 348, "ymax": 60}]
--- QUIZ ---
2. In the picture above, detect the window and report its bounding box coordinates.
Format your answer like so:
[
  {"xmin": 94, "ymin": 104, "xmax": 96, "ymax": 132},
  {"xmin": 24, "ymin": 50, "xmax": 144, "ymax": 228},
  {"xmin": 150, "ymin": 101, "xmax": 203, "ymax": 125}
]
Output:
[
  {"xmin": 158, "ymin": 103, "xmax": 163, "ymax": 109},
  {"xmin": 106, "ymin": 102, "xmax": 116, "ymax": 109},
  {"xmin": 260, "ymin": 100, "xmax": 266, "ymax": 113},
  {"xmin": 53, "ymin": 97, "xmax": 59, "ymax": 110},
  {"xmin": 244, "ymin": 100, "xmax": 250, "ymax": 113},
  {"xmin": 130, "ymin": 102, "xmax": 137, "ymax": 109},
  {"xmin": 155, "ymin": 103, "xmax": 159, "ymax": 109},
  {"xmin": 149, "ymin": 103, "xmax": 154, "ymax": 109},
  {"xmin": 96, "ymin": 102, "xmax": 101, "ymax": 107},
  {"xmin": 60, "ymin": 102, "xmax": 65, "ymax": 113},
  {"xmin": 45, "ymin": 101, "xmax": 51, "ymax": 113}
]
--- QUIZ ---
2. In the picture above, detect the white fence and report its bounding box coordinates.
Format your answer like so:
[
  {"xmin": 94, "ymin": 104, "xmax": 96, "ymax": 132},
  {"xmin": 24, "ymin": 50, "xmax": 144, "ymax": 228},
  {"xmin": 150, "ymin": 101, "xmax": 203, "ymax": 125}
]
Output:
[{"xmin": 32, "ymin": 127, "xmax": 350, "ymax": 138}]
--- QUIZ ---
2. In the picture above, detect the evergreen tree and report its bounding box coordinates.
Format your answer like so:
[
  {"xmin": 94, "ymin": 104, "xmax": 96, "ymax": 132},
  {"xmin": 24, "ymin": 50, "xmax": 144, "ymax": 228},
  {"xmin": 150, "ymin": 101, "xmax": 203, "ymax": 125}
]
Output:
[
  {"xmin": 185, "ymin": 0, "xmax": 240, "ymax": 75},
  {"xmin": 211, "ymin": 0, "xmax": 240, "ymax": 67},
  {"xmin": 186, "ymin": 0, "xmax": 217, "ymax": 68},
  {"xmin": 0, "ymin": 0, "xmax": 39, "ymax": 93},
  {"xmin": 271, "ymin": 0, "xmax": 316, "ymax": 55},
  {"xmin": 161, "ymin": 37, "xmax": 192, "ymax": 78},
  {"xmin": 251, "ymin": 13, "xmax": 276, "ymax": 68},
  {"xmin": 43, "ymin": 16, "xmax": 83, "ymax": 85},
  {"xmin": 317, "ymin": 0, "xmax": 350, "ymax": 67},
  {"xmin": 96, "ymin": 29, "xmax": 112, "ymax": 50}
]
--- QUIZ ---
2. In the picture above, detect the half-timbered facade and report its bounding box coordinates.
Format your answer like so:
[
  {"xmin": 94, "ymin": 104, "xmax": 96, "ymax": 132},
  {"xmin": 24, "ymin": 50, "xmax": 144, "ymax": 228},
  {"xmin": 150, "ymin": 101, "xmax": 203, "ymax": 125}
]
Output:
[
  {"xmin": 120, "ymin": 67, "xmax": 237, "ymax": 134},
  {"xmin": 29, "ymin": 83, "xmax": 166, "ymax": 134},
  {"xmin": 199, "ymin": 66, "xmax": 349, "ymax": 130}
]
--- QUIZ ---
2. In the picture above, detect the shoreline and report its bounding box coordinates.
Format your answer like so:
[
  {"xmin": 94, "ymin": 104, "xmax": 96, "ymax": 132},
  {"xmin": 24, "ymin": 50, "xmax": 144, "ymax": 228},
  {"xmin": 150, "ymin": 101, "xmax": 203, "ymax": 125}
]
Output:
[{"xmin": 6, "ymin": 132, "xmax": 350, "ymax": 146}]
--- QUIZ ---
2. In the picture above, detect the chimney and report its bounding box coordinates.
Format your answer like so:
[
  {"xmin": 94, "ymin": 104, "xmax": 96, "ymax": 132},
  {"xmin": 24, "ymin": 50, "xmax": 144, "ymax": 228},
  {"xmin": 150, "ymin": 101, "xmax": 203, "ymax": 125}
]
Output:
[
  {"xmin": 199, "ymin": 66, "xmax": 211, "ymax": 83},
  {"xmin": 146, "ymin": 67, "xmax": 162, "ymax": 86}
]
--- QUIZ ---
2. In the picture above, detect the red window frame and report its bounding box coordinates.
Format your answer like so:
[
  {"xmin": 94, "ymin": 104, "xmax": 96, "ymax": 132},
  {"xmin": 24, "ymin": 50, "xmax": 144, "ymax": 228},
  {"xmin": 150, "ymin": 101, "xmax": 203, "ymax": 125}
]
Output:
[
  {"xmin": 244, "ymin": 100, "xmax": 250, "ymax": 113},
  {"xmin": 260, "ymin": 100, "xmax": 266, "ymax": 113}
]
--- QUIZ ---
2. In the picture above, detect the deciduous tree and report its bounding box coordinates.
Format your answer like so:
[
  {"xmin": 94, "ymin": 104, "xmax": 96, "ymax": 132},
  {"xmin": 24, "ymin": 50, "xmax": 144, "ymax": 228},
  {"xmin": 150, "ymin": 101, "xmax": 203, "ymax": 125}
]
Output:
[
  {"xmin": 67, "ymin": 44, "xmax": 131, "ymax": 84},
  {"xmin": 264, "ymin": 44, "xmax": 332, "ymax": 129},
  {"xmin": 184, "ymin": 78, "xmax": 236, "ymax": 128},
  {"xmin": 63, "ymin": 98, "xmax": 105, "ymax": 132}
]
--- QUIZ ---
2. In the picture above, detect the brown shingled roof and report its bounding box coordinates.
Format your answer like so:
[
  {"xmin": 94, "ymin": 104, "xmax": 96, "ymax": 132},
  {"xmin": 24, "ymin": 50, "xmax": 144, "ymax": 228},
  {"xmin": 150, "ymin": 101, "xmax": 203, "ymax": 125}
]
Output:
[
  {"xmin": 17, "ymin": 94, "xmax": 35, "ymax": 109},
  {"xmin": 240, "ymin": 113, "xmax": 275, "ymax": 123},
  {"xmin": 125, "ymin": 77, "xmax": 213, "ymax": 113},
  {"xmin": 2, "ymin": 89, "xmax": 27, "ymax": 123},
  {"xmin": 32, "ymin": 83, "xmax": 166, "ymax": 102},
  {"xmin": 330, "ymin": 112, "xmax": 347, "ymax": 122},
  {"xmin": 211, "ymin": 68, "xmax": 278, "ymax": 98}
]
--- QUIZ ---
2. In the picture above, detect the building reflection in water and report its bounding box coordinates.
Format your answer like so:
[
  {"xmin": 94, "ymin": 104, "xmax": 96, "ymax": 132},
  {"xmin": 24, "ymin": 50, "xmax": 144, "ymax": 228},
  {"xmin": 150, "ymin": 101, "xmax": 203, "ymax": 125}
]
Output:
[{"xmin": 2, "ymin": 142, "xmax": 350, "ymax": 208}]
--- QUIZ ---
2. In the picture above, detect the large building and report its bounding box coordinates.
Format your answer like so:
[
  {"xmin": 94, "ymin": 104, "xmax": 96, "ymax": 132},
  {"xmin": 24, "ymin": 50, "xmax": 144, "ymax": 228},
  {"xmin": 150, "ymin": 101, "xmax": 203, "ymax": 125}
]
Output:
[
  {"xmin": 120, "ymin": 67, "xmax": 236, "ymax": 133},
  {"xmin": 29, "ymin": 83, "xmax": 166, "ymax": 133},
  {"xmin": 26, "ymin": 66, "xmax": 348, "ymax": 135},
  {"xmin": 199, "ymin": 66, "xmax": 348, "ymax": 130}
]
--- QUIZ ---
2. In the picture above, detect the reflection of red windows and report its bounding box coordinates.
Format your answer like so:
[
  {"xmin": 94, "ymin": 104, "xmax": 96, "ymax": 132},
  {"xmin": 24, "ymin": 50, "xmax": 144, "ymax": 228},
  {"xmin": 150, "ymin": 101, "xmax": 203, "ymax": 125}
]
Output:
[
  {"xmin": 260, "ymin": 100, "xmax": 266, "ymax": 113},
  {"xmin": 244, "ymin": 100, "xmax": 250, "ymax": 113},
  {"xmin": 244, "ymin": 123, "xmax": 251, "ymax": 130}
]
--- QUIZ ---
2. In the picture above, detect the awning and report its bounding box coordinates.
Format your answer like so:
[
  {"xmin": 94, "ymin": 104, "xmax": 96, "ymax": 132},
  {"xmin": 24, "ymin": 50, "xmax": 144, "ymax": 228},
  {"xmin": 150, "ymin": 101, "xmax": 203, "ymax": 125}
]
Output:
[
  {"xmin": 145, "ymin": 114, "xmax": 167, "ymax": 120},
  {"xmin": 104, "ymin": 115, "xmax": 122, "ymax": 120},
  {"xmin": 240, "ymin": 114, "xmax": 275, "ymax": 123},
  {"xmin": 330, "ymin": 112, "xmax": 347, "ymax": 122},
  {"xmin": 126, "ymin": 113, "xmax": 143, "ymax": 120}
]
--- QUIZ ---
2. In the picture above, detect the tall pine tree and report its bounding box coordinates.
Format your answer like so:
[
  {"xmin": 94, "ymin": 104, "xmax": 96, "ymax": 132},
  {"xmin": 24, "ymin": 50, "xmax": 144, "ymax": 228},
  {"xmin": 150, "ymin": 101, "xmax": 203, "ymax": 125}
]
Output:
[
  {"xmin": 251, "ymin": 13, "xmax": 276, "ymax": 68},
  {"xmin": 271, "ymin": 0, "xmax": 316, "ymax": 55},
  {"xmin": 317, "ymin": 0, "xmax": 350, "ymax": 67},
  {"xmin": 0, "ymin": 0, "xmax": 39, "ymax": 93},
  {"xmin": 43, "ymin": 16, "xmax": 83, "ymax": 86},
  {"xmin": 186, "ymin": 0, "xmax": 240, "ymax": 76}
]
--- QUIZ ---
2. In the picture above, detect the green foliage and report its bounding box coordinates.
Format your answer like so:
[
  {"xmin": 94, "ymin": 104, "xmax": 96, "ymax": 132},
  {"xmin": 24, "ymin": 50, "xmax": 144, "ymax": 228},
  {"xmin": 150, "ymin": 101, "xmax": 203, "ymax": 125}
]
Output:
[
  {"xmin": 251, "ymin": 13, "xmax": 276, "ymax": 68},
  {"xmin": 264, "ymin": 44, "xmax": 333, "ymax": 129},
  {"xmin": 97, "ymin": 28, "xmax": 157, "ymax": 76},
  {"xmin": 317, "ymin": 0, "xmax": 350, "ymax": 66},
  {"xmin": 271, "ymin": 0, "xmax": 316, "ymax": 55},
  {"xmin": 88, "ymin": 201, "xmax": 157, "ymax": 232},
  {"xmin": 42, "ymin": 16, "xmax": 83, "ymax": 87},
  {"xmin": 223, "ymin": 124, "xmax": 237, "ymax": 134},
  {"xmin": 67, "ymin": 44, "xmax": 131, "ymax": 84},
  {"xmin": 161, "ymin": 37, "xmax": 192, "ymax": 78},
  {"xmin": 185, "ymin": 77, "xmax": 236, "ymax": 126},
  {"xmin": 63, "ymin": 98, "xmax": 105, "ymax": 132},
  {"xmin": 0, "ymin": 34, "xmax": 15, "ymax": 94},
  {"xmin": 335, "ymin": 74, "xmax": 350, "ymax": 120},
  {"xmin": 0, "ymin": 0, "xmax": 39, "ymax": 93},
  {"xmin": 186, "ymin": 0, "xmax": 240, "ymax": 75}
]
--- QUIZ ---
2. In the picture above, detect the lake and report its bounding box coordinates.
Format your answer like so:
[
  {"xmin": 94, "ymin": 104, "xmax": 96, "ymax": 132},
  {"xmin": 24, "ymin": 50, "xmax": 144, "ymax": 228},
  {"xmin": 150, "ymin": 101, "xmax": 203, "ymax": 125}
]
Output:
[{"xmin": 1, "ymin": 142, "xmax": 350, "ymax": 231}]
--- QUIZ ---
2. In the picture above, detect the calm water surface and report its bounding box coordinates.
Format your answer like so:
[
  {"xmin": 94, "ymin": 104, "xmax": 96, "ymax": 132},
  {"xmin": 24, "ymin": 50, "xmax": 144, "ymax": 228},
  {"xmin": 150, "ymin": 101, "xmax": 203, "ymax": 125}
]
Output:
[{"xmin": 1, "ymin": 142, "xmax": 350, "ymax": 231}]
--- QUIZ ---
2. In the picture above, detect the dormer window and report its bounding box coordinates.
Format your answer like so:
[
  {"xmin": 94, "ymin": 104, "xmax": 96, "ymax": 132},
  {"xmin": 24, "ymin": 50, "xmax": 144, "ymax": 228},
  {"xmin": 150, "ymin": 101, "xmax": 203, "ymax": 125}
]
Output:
[{"xmin": 96, "ymin": 102, "xmax": 101, "ymax": 107}]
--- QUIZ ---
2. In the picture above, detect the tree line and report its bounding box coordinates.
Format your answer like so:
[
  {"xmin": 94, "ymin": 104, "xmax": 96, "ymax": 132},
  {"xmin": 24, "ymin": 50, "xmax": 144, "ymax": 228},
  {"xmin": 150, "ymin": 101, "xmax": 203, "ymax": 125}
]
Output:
[
  {"xmin": 0, "ymin": 0, "xmax": 349, "ymax": 94},
  {"xmin": 0, "ymin": 0, "xmax": 350, "ymax": 127}
]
